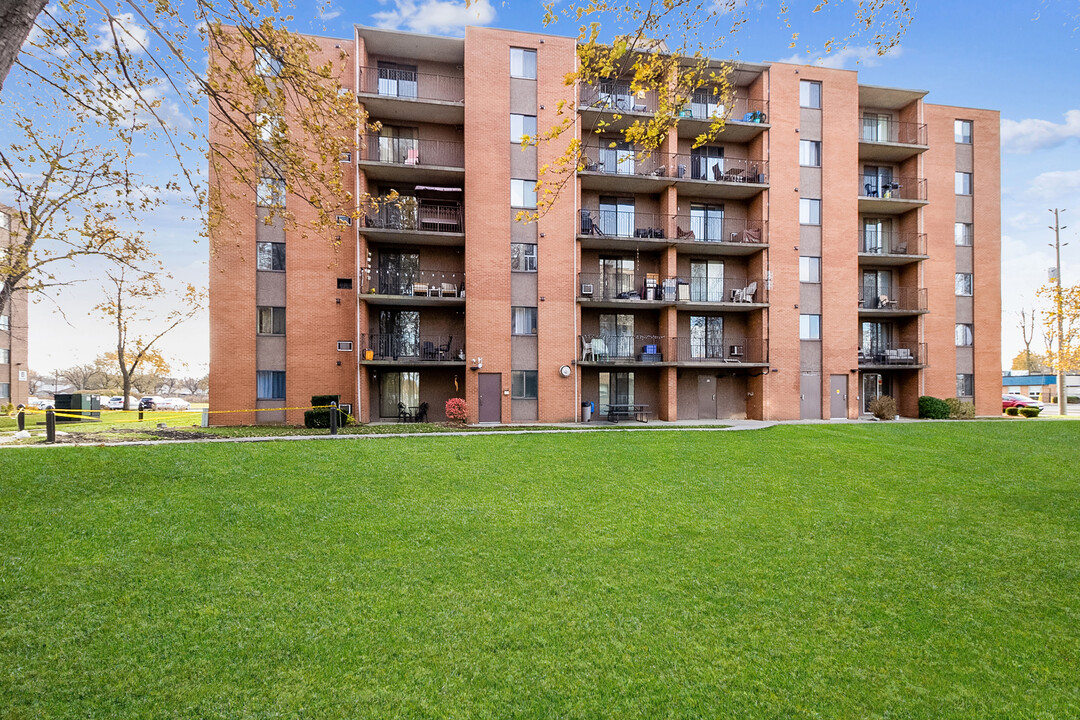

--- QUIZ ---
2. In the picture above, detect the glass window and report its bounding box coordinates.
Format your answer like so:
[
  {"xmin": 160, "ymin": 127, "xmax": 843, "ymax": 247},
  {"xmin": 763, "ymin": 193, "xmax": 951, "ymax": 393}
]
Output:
[
  {"xmin": 955, "ymin": 323, "xmax": 974, "ymax": 346},
  {"xmin": 800, "ymin": 314, "xmax": 821, "ymax": 340},
  {"xmin": 511, "ymin": 370, "xmax": 538, "ymax": 399},
  {"xmin": 956, "ymin": 373, "xmax": 974, "ymax": 397},
  {"xmin": 510, "ymin": 48, "xmax": 537, "ymax": 79},
  {"xmin": 799, "ymin": 139, "xmax": 821, "ymax": 167},
  {"xmin": 257, "ymin": 306, "xmax": 285, "ymax": 335},
  {"xmin": 689, "ymin": 315, "xmax": 724, "ymax": 359},
  {"xmin": 512, "ymin": 306, "xmax": 537, "ymax": 335},
  {"xmin": 0, "ymin": 211, "xmax": 9, "ymax": 230},
  {"xmin": 254, "ymin": 47, "xmax": 282, "ymax": 77},
  {"xmin": 799, "ymin": 198, "xmax": 821, "ymax": 225},
  {"xmin": 0, "ymin": 383, "xmax": 9, "ymax": 399},
  {"xmin": 689, "ymin": 203, "xmax": 724, "ymax": 241},
  {"xmin": 955, "ymin": 119, "xmax": 972, "ymax": 144},
  {"xmin": 377, "ymin": 61, "xmax": 417, "ymax": 98},
  {"xmin": 379, "ymin": 371, "xmax": 418, "ymax": 418},
  {"xmin": 256, "ymin": 113, "xmax": 283, "ymax": 144},
  {"xmin": 800, "ymin": 256, "xmax": 821, "ymax": 283},
  {"xmin": 954, "ymin": 222, "xmax": 973, "ymax": 246},
  {"xmin": 510, "ymin": 114, "xmax": 537, "ymax": 144},
  {"xmin": 510, "ymin": 179, "xmax": 537, "ymax": 208},
  {"xmin": 598, "ymin": 371, "xmax": 634, "ymax": 415},
  {"xmin": 256, "ymin": 177, "xmax": 285, "ymax": 208},
  {"xmin": 256, "ymin": 242, "xmax": 285, "ymax": 271},
  {"xmin": 511, "ymin": 243, "xmax": 537, "ymax": 272},
  {"xmin": 337, "ymin": 278, "xmax": 352, "ymax": 289},
  {"xmin": 256, "ymin": 371, "xmax": 285, "ymax": 399},
  {"xmin": 955, "ymin": 172, "xmax": 973, "ymax": 195},
  {"xmin": 799, "ymin": 80, "xmax": 821, "ymax": 109},
  {"xmin": 690, "ymin": 260, "xmax": 725, "ymax": 302},
  {"xmin": 0, "ymin": 348, "xmax": 8, "ymax": 364},
  {"xmin": 0, "ymin": 315, "xmax": 8, "ymax": 331},
  {"xmin": 955, "ymin": 273, "xmax": 973, "ymax": 296}
]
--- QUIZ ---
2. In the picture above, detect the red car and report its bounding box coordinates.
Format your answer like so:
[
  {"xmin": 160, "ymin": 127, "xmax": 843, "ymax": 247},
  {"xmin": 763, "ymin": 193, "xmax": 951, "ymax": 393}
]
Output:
[{"xmin": 1002, "ymin": 394, "xmax": 1039, "ymax": 411}]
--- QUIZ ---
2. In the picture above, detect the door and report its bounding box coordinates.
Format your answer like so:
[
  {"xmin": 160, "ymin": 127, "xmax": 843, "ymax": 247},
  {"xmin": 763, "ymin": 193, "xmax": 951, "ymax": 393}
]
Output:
[
  {"xmin": 599, "ymin": 313, "xmax": 634, "ymax": 360},
  {"xmin": 689, "ymin": 316, "xmax": 723, "ymax": 359},
  {"xmin": 800, "ymin": 371, "xmax": 821, "ymax": 420},
  {"xmin": 379, "ymin": 310, "xmax": 419, "ymax": 358},
  {"xmin": 829, "ymin": 374, "xmax": 848, "ymax": 419},
  {"xmin": 599, "ymin": 256, "xmax": 634, "ymax": 299},
  {"xmin": 698, "ymin": 376, "xmax": 716, "ymax": 420},
  {"xmin": 689, "ymin": 203, "xmax": 724, "ymax": 242},
  {"xmin": 862, "ymin": 373, "xmax": 883, "ymax": 414},
  {"xmin": 598, "ymin": 196, "xmax": 634, "ymax": 237},
  {"xmin": 691, "ymin": 145, "xmax": 723, "ymax": 180},
  {"xmin": 478, "ymin": 373, "xmax": 501, "ymax": 423},
  {"xmin": 599, "ymin": 140, "xmax": 635, "ymax": 175},
  {"xmin": 379, "ymin": 251, "xmax": 419, "ymax": 294},
  {"xmin": 863, "ymin": 218, "xmax": 886, "ymax": 253},
  {"xmin": 690, "ymin": 260, "xmax": 724, "ymax": 302},
  {"xmin": 378, "ymin": 126, "xmax": 417, "ymax": 163}
]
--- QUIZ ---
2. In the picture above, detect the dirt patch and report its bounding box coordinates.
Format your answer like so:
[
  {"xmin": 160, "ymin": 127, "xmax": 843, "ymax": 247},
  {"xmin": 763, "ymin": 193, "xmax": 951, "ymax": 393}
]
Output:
[{"xmin": 50, "ymin": 428, "xmax": 213, "ymax": 444}]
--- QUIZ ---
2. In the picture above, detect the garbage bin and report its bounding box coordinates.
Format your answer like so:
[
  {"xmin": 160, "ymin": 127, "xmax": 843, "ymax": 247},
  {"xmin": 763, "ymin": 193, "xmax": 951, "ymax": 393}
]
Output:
[{"xmin": 581, "ymin": 400, "xmax": 593, "ymax": 423}]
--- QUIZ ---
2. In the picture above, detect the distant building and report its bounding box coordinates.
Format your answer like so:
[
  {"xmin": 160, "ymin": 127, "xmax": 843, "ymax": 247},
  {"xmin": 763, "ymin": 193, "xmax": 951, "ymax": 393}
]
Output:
[
  {"xmin": 0, "ymin": 203, "xmax": 28, "ymax": 407},
  {"xmin": 1002, "ymin": 373, "xmax": 1080, "ymax": 401}
]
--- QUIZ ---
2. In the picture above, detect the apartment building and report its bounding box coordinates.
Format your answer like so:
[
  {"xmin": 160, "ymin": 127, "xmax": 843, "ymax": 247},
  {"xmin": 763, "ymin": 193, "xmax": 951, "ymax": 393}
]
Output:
[
  {"xmin": 0, "ymin": 203, "xmax": 29, "ymax": 407},
  {"xmin": 208, "ymin": 25, "xmax": 1001, "ymax": 424}
]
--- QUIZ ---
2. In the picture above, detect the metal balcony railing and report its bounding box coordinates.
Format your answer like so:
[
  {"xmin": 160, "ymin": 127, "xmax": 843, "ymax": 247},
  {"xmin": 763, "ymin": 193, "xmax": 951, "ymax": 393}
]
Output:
[
  {"xmin": 672, "ymin": 154, "xmax": 768, "ymax": 184},
  {"xmin": 580, "ymin": 148, "xmax": 671, "ymax": 177},
  {"xmin": 859, "ymin": 117, "xmax": 928, "ymax": 146},
  {"xmin": 361, "ymin": 333, "xmax": 463, "ymax": 361},
  {"xmin": 679, "ymin": 95, "xmax": 768, "ymax": 123},
  {"xmin": 357, "ymin": 66, "xmax": 464, "ymax": 103},
  {"xmin": 579, "ymin": 334, "xmax": 666, "ymax": 362},
  {"xmin": 860, "ymin": 175, "xmax": 927, "ymax": 201},
  {"xmin": 858, "ymin": 231, "xmax": 926, "ymax": 255},
  {"xmin": 858, "ymin": 342, "xmax": 927, "ymax": 367},
  {"xmin": 858, "ymin": 286, "xmax": 927, "ymax": 312},
  {"xmin": 672, "ymin": 216, "xmax": 766, "ymax": 244},
  {"xmin": 364, "ymin": 198, "xmax": 463, "ymax": 233},
  {"xmin": 359, "ymin": 135, "xmax": 465, "ymax": 168},
  {"xmin": 361, "ymin": 268, "xmax": 465, "ymax": 297},
  {"xmin": 579, "ymin": 82, "xmax": 654, "ymax": 113},
  {"xmin": 579, "ymin": 208, "xmax": 667, "ymax": 239},
  {"xmin": 674, "ymin": 337, "xmax": 767, "ymax": 364},
  {"xmin": 578, "ymin": 272, "xmax": 766, "ymax": 304}
]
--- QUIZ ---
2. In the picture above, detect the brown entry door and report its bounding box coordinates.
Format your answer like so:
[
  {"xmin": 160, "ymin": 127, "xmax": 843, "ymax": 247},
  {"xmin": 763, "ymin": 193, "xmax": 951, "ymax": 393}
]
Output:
[
  {"xmin": 698, "ymin": 376, "xmax": 716, "ymax": 420},
  {"xmin": 478, "ymin": 372, "xmax": 502, "ymax": 423},
  {"xmin": 800, "ymin": 372, "xmax": 821, "ymax": 420},
  {"xmin": 829, "ymin": 374, "xmax": 848, "ymax": 419}
]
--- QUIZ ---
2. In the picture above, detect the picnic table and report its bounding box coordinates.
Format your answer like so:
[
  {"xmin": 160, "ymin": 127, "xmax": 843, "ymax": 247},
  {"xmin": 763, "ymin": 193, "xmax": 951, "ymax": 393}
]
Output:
[{"xmin": 606, "ymin": 403, "xmax": 652, "ymax": 423}]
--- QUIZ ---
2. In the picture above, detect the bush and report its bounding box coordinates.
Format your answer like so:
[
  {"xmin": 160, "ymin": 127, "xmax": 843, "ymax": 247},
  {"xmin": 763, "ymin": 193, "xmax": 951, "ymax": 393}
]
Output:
[
  {"xmin": 445, "ymin": 398, "xmax": 468, "ymax": 423},
  {"xmin": 944, "ymin": 398, "xmax": 976, "ymax": 419},
  {"xmin": 1020, "ymin": 406, "xmax": 1042, "ymax": 418},
  {"xmin": 1005, "ymin": 406, "xmax": 1019, "ymax": 416},
  {"xmin": 1, "ymin": 402, "xmax": 13, "ymax": 416},
  {"xmin": 918, "ymin": 396, "xmax": 950, "ymax": 419},
  {"xmin": 868, "ymin": 395, "xmax": 897, "ymax": 420},
  {"xmin": 304, "ymin": 394, "xmax": 349, "ymax": 429}
]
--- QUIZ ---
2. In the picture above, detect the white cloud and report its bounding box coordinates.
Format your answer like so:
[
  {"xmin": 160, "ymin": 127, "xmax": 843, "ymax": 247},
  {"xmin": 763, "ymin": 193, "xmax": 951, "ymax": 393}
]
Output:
[
  {"xmin": 1024, "ymin": 168, "xmax": 1080, "ymax": 203},
  {"xmin": 94, "ymin": 12, "xmax": 150, "ymax": 55},
  {"xmin": 318, "ymin": 5, "xmax": 343, "ymax": 20},
  {"xmin": 1001, "ymin": 110, "xmax": 1080, "ymax": 154},
  {"xmin": 778, "ymin": 44, "xmax": 902, "ymax": 70},
  {"xmin": 372, "ymin": 0, "xmax": 495, "ymax": 36}
]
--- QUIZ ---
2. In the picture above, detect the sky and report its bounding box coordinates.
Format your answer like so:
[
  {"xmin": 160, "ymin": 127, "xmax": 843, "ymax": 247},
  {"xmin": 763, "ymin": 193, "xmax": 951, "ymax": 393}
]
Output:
[{"xmin": 9, "ymin": 0, "xmax": 1080, "ymax": 375}]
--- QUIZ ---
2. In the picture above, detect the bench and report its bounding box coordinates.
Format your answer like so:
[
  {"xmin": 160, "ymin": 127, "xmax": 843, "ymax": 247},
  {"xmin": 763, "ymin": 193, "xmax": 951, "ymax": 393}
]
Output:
[{"xmin": 607, "ymin": 403, "xmax": 651, "ymax": 423}]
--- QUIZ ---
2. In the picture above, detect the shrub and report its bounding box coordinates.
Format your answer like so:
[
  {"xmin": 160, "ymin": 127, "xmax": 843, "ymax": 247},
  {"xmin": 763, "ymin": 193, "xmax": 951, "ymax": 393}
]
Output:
[
  {"xmin": 1005, "ymin": 406, "xmax": 1019, "ymax": 416},
  {"xmin": 944, "ymin": 398, "xmax": 975, "ymax": 419},
  {"xmin": 0, "ymin": 402, "xmax": 13, "ymax": 416},
  {"xmin": 445, "ymin": 398, "xmax": 468, "ymax": 423},
  {"xmin": 868, "ymin": 395, "xmax": 897, "ymax": 420},
  {"xmin": 1019, "ymin": 406, "xmax": 1041, "ymax": 418},
  {"xmin": 918, "ymin": 396, "xmax": 950, "ymax": 419},
  {"xmin": 304, "ymin": 394, "xmax": 349, "ymax": 429}
]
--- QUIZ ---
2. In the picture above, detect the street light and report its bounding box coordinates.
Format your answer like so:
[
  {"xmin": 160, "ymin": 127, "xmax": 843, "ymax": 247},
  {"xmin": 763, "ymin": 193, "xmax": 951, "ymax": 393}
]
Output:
[{"xmin": 1049, "ymin": 208, "xmax": 1068, "ymax": 417}]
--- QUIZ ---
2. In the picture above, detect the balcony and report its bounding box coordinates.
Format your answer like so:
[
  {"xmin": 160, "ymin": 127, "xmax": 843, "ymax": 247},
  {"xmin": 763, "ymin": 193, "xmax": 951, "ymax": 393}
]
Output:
[
  {"xmin": 578, "ymin": 82, "xmax": 656, "ymax": 133},
  {"xmin": 356, "ymin": 66, "xmax": 465, "ymax": 124},
  {"xmin": 360, "ymin": 268, "xmax": 466, "ymax": 306},
  {"xmin": 672, "ymin": 155, "xmax": 768, "ymax": 200},
  {"xmin": 858, "ymin": 342, "xmax": 927, "ymax": 369},
  {"xmin": 360, "ymin": 334, "xmax": 465, "ymax": 364},
  {"xmin": 858, "ymin": 231, "xmax": 927, "ymax": 264},
  {"xmin": 858, "ymin": 118, "xmax": 928, "ymax": 162},
  {"xmin": 578, "ymin": 150, "xmax": 673, "ymax": 194},
  {"xmin": 676, "ymin": 96, "xmax": 769, "ymax": 143},
  {"xmin": 579, "ymin": 207, "xmax": 667, "ymax": 242},
  {"xmin": 674, "ymin": 337, "xmax": 767, "ymax": 366},
  {"xmin": 578, "ymin": 272, "xmax": 767, "ymax": 309},
  {"xmin": 362, "ymin": 198, "xmax": 464, "ymax": 246},
  {"xmin": 579, "ymin": 334, "xmax": 667, "ymax": 365},
  {"xmin": 357, "ymin": 135, "xmax": 465, "ymax": 183},
  {"xmin": 858, "ymin": 286, "xmax": 928, "ymax": 315},
  {"xmin": 670, "ymin": 216, "xmax": 766, "ymax": 256},
  {"xmin": 858, "ymin": 175, "xmax": 927, "ymax": 214}
]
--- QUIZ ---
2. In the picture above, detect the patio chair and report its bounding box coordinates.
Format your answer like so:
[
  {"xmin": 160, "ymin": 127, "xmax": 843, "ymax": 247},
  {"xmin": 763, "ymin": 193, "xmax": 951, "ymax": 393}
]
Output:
[
  {"xmin": 895, "ymin": 348, "xmax": 914, "ymax": 364},
  {"xmin": 676, "ymin": 226, "xmax": 695, "ymax": 239},
  {"xmin": 437, "ymin": 336, "xmax": 452, "ymax": 359},
  {"xmin": 711, "ymin": 163, "xmax": 723, "ymax": 181},
  {"xmin": 398, "ymin": 402, "xmax": 413, "ymax": 423},
  {"xmin": 592, "ymin": 337, "xmax": 609, "ymax": 362},
  {"xmin": 580, "ymin": 335, "xmax": 594, "ymax": 362},
  {"xmin": 413, "ymin": 282, "xmax": 429, "ymax": 296},
  {"xmin": 441, "ymin": 282, "xmax": 457, "ymax": 297},
  {"xmin": 404, "ymin": 148, "xmax": 419, "ymax": 165},
  {"xmin": 416, "ymin": 402, "xmax": 429, "ymax": 423},
  {"xmin": 739, "ymin": 281, "xmax": 757, "ymax": 303}
]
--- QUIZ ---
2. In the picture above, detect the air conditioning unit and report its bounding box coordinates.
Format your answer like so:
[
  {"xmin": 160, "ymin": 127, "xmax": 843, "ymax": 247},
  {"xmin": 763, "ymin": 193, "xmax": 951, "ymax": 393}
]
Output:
[
  {"xmin": 337, "ymin": 341, "xmax": 353, "ymax": 352},
  {"xmin": 580, "ymin": 283, "xmax": 594, "ymax": 296},
  {"xmin": 729, "ymin": 344, "xmax": 744, "ymax": 357},
  {"xmin": 336, "ymin": 215, "xmax": 352, "ymax": 226}
]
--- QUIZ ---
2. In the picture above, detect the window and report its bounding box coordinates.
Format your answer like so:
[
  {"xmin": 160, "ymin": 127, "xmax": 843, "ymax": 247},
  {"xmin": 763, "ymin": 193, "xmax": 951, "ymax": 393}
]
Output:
[
  {"xmin": 256, "ymin": 371, "xmax": 285, "ymax": 399},
  {"xmin": 512, "ymin": 306, "xmax": 537, "ymax": 335},
  {"xmin": 510, "ymin": 48, "xmax": 537, "ymax": 79},
  {"xmin": 956, "ymin": 373, "xmax": 974, "ymax": 397},
  {"xmin": 689, "ymin": 316, "xmax": 723, "ymax": 359},
  {"xmin": 0, "ymin": 315, "xmax": 8, "ymax": 331},
  {"xmin": 337, "ymin": 278, "xmax": 352, "ymax": 290},
  {"xmin": 257, "ymin": 306, "xmax": 285, "ymax": 335},
  {"xmin": 799, "ymin": 139, "xmax": 821, "ymax": 167},
  {"xmin": 254, "ymin": 47, "xmax": 282, "ymax": 77},
  {"xmin": 0, "ymin": 348, "xmax": 8, "ymax": 364},
  {"xmin": 256, "ymin": 242, "xmax": 285, "ymax": 271},
  {"xmin": 598, "ymin": 196, "xmax": 634, "ymax": 236},
  {"xmin": 337, "ymin": 341, "xmax": 353, "ymax": 352},
  {"xmin": 380, "ymin": 371, "xmax": 418, "ymax": 418},
  {"xmin": 256, "ymin": 113, "xmax": 283, "ymax": 144},
  {"xmin": 256, "ymin": 177, "xmax": 285, "ymax": 208},
  {"xmin": 690, "ymin": 260, "xmax": 725, "ymax": 302},
  {"xmin": 511, "ymin": 243, "xmax": 537, "ymax": 272},
  {"xmin": 800, "ymin": 314, "xmax": 821, "ymax": 340},
  {"xmin": 955, "ymin": 222, "xmax": 973, "ymax": 246},
  {"xmin": 377, "ymin": 62, "xmax": 417, "ymax": 98},
  {"xmin": 799, "ymin": 80, "xmax": 821, "ymax": 109},
  {"xmin": 336, "ymin": 215, "xmax": 352, "ymax": 226},
  {"xmin": 955, "ymin": 273, "xmax": 973, "ymax": 296},
  {"xmin": 799, "ymin": 198, "xmax": 821, "ymax": 225},
  {"xmin": 689, "ymin": 203, "xmax": 724, "ymax": 241},
  {"xmin": 955, "ymin": 323, "xmax": 974, "ymax": 346},
  {"xmin": 510, "ymin": 114, "xmax": 537, "ymax": 144},
  {"xmin": 0, "ymin": 211, "xmax": 9, "ymax": 230},
  {"xmin": 0, "ymin": 383, "xmax": 8, "ymax": 399},
  {"xmin": 800, "ymin": 256, "xmax": 821, "ymax": 283},
  {"xmin": 955, "ymin": 120, "xmax": 972, "ymax": 144},
  {"xmin": 511, "ymin": 370, "xmax": 538, "ymax": 399},
  {"xmin": 340, "ymin": 151, "xmax": 352, "ymax": 162},
  {"xmin": 511, "ymin": 178, "xmax": 537, "ymax": 208},
  {"xmin": 599, "ymin": 371, "xmax": 634, "ymax": 415},
  {"xmin": 955, "ymin": 172, "xmax": 973, "ymax": 195},
  {"xmin": 861, "ymin": 113, "xmax": 891, "ymax": 143},
  {"xmin": 600, "ymin": 313, "xmax": 635, "ymax": 358},
  {"xmin": 690, "ymin": 145, "xmax": 723, "ymax": 180}
]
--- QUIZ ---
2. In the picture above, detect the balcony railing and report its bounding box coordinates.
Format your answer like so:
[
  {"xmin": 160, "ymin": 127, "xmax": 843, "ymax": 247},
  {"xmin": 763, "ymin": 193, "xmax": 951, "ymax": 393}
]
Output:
[
  {"xmin": 860, "ymin": 175, "xmax": 927, "ymax": 201},
  {"xmin": 578, "ymin": 272, "xmax": 766, "ymax": 304},
  {"xmin": 357, "ymin": 66, "xmax": 464, "ymax": 104},
  {"xmin": 858, "ymin": 342, "xmax": 927, "ymax": 367},
  {"xmin": 362, "ymin": 333, "xmax": 463, "ymax": 361},
  {"xmin": 674, "ymin": 337, "xmax": 767, "ymax": 364},
  {"xmin": 364, "ymin": 198, "xmax": 463, "ymax": 233},
  {"xmin": 361, "ymin": 268, "xmax": 465, "ymax": 297},
  {"xmin": 580, "ymin": 149, "xmax": 670, "ymax": 177},
  {"xmin": 579, "ymin": 208, "xmax": 666, "ymax": 239},
  {"xmin": 672, "ymin": 216, "xmax": 765, "ymax": 244},
  {"xmin": 672, "ymin": 154, "xmax": 768, "ymax": 184},
  {"xmin": 858, "ymin": 286, "xmax": 927, "ymax": 312},
  {"xmin": 859, "ymin": 118, "xmax": 928, "ymax": 146},
  {"xmin": 580, "ymin": 334, "xmax": 666, "ymax": 362},
  {"xmin": 858, "ymin": 231, "xmax": 926, "ymax": 256},
  {"xmin": 579, "ymin": 83, "xmax": 654, "ymax": 113},
  {"xmin": 359, "ymin": 135, "xmax": 465, "ymax": 168}
]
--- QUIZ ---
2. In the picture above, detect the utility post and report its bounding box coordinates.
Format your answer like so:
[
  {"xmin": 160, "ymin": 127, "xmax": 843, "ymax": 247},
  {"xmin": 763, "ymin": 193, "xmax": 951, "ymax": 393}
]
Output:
[{"xmin": 1049, "ymin": 208, "xmax": 1067, "ymax": 417}]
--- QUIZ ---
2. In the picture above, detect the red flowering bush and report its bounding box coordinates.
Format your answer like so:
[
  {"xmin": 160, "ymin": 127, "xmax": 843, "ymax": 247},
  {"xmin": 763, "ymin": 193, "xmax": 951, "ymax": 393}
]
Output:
[{"xmin": 445, "ymin": 398, "xmax": 468, "ymax": 423}]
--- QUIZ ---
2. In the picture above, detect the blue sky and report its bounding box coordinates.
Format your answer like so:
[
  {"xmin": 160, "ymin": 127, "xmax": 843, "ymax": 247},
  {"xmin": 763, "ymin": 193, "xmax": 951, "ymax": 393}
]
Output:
[{"xmin": 17, "ymin": 0, "xmax": 1080, "ymax": 374}]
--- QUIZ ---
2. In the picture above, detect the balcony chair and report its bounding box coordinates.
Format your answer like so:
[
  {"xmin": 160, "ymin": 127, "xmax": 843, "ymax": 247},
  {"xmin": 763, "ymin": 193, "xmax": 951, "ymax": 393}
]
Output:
[
  {"xmin": 398, "ymin": 402, "xmax": 413, "ymax": 423},
  {"xmin": 893, "ymin": 242, "xmax": 908, "ymax": 255},
  {"xmin": 580, "ymin": 336, "xmax": 594, "ymax": 362},
  {"xmin": 735, "ymin": 281, "xmax": 757, "ymax": 303},
  {"xmin": 895, "ymin": 348, "xmax": 914, "ymax": 364},
  {"xmin": 405, "ymin": 148, "xmax": 419, "ymax": 165},
  {"xmin": 413, "ymin": 282, "xmax": 429, "ymax": 296},
  {"xmin": 441, "ymin": 282, "xmax": 458, "ymax": 297},
  {"xmin": 864, "ymin": 182, "xmax": 878, "ymax": 198},
  {"xmin": 676, "ymin": 226, "xmax": 696, "ymax": 240},
  {"xmin": 416, "ymin": 402, "xmax": 429, "ymax": 423},
  {"xmin": 436, "ymin": 336, "xmax": 452, "ymax": 360},
  {"xmin": 592, "ymin": 337, "xmax": 609, "ymax": 362},
  {"xmin": 711, "ymin": 163, "xmax": 723, "ymax": 181}
]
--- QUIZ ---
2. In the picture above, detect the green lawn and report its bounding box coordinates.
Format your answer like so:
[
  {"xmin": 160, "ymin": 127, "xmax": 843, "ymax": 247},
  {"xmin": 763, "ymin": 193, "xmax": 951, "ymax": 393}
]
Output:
[{"xmin": 1, "ymin": 423, "xmax": 1078, "ymax": 718}]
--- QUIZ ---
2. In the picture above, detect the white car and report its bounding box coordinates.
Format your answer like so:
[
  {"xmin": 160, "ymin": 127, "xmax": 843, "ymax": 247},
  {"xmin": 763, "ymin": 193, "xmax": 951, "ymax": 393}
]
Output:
[
  {"xmin": 157, "ymin": 397, "xmax": 191, "ymax": 411},
  {"xmin": 106, "ymin": 396, "xmax": 139, "ymax": 410}
]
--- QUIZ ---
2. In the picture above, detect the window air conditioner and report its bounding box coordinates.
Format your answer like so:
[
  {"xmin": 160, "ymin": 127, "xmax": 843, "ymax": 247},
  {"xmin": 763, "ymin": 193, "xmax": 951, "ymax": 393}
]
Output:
[
  {"xmin": 337, "ymin": 341, "xmax": 354, "ymax": 352},
  {"xmin": 729, "ymin": 345, "xmax": 744, "ymax": 357},
  {"xmin": 581, "ymin": 283, "xmax": 594, "ymax": 296}
]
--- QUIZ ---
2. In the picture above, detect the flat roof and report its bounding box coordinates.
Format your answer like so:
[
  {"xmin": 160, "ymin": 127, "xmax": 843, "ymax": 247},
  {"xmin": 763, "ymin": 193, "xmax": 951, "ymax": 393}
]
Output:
[{"xmin": 354, "ymin": 25, "xmax": 464, "ymax": 64}]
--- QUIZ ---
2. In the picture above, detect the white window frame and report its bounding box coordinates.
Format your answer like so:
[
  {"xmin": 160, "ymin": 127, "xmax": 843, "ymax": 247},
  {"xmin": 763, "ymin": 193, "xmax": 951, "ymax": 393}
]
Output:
[
  {"xmin": 955, "ymin": 119, "xmax": 973, "ymax": 144},
  {"xmin": 955, "ymin": 273, "xmax": 974, "ymax": 297},
  {"xmin": 256, "ymin": 177, "xmax": 286, "ymax": 208},
  {"xmin": 955, "ymin": 172, "xmax": 973, "ymax": 196},
  {"xmin": 954, "ymin": 222, "xmax": 973, "ymax": 246},
  {"xmin": 0, "ymin": 348, "xmax": 9, "ymax": 364},
  {"xmin": 799, "ymin": 256, "xmax": 821, "ymax": 283},
  {"xmin": 799, "ymin": 198, "xmax": 821, "ymax": 226},
  {"xmin": 511, "ymin": 178, "xmax": 537, "ymax": 208},
  {"xmin": 799, "ymin": 139, "xmax": 821, "ymax": 167},
  {"xmin": 799, "ymin": 80, "xmax": 821, "ymax": 109},
  {"xmin": 511, "ymin": 243, "xmax": 537, "ymax": 272},
  {"xmin": 337, "ymin": 341, "xmax": 353, "ymax": 352},
  {"xmin": 955, "ymin": 323, "xmax": 974, "ymax": 347},
  {"xmin": 510, "ymin": 48, "xmax": 537, "ymax": 79},
  {"xmin": 956, "ymin": 373, "xmax": 974, "ymax": 397},
  {"xmin": 257, "ymin": 306, "xmax": 286, "ymax": 335},
  {"xmin": 0, "ymin": 211, "xmax": 9, "ymax": 230},
  {"xmin": 254, "ymin": 47, "xmax": 283, "ymax": 77},
  {"xmin": 511, "ymin": 306, "xmax": 537, "ymax": 335},
  {"xmin": 0, "ymin": 314, "xmax": 8, "ymax": 331},
  {"xmin": 800, "ymin": 314, "xmax": 821, "ymax": 340},
  {"xmin": 510, "ymin": 114, "xmax": 537, "ymax": 144},
  {"xmin": 511, "ymin": 370, "xmax": 538, "ymax": 399}
]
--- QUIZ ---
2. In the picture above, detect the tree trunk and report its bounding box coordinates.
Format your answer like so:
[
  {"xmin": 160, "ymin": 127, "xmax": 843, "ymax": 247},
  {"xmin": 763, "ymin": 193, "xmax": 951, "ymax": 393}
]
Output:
[{"xmin": 0, "ymin": 0, "xmax": 49, "ymax": 91}]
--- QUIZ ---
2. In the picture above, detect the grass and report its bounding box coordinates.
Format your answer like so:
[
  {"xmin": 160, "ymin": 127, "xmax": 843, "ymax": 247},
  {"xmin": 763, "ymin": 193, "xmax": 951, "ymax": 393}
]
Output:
[{"xmin": 1, "ymin": 423, "xmax": 1079, "ymax": 718}]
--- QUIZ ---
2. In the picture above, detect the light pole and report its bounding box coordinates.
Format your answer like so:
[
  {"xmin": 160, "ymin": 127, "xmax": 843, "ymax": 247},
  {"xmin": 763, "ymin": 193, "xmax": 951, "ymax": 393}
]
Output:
[{"xmin": 1049, "ymin": 208, "xmax": 1068, "ymax": 417}]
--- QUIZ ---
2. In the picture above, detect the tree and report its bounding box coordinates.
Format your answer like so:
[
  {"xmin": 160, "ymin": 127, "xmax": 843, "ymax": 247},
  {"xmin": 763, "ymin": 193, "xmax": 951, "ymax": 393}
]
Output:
[
  {"xmin": 58, "ymin": 362, "xmax": 103, "ymax": 391},
  {"xmin": 26, "ymin": 369, "xmax": 46, "ymax": 395},
  {"xmin": 94, "ymin": 266, "xmax": 200, "ymax": 410},
  {"xmin": 1037, "ymin": 283, "xmax": 1080, "ymax": 373},
  {"xmin": 1010, "ymin": 350, "xmax": 1051, "ymax": 374},
  {"xmin": 180, "ymin": 374, "xmax": 208, "ymax": 395},
  {"xmin": 1017, "ymin": 307, "xmax": 1039, "ymax": 373}
]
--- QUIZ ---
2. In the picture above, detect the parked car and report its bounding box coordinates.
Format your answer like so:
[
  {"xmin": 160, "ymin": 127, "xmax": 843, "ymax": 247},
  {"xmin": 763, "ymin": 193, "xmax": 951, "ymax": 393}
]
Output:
[
  {"xmin": 1002, "ymin": 394, "xmax": 1040, "ymax": 411},
  {"xmin": 156, "ymin": 397, "xmax": 191, "ymax": 411},
  {"xmin": 106, "ymin": 396, "xmax": 139, "ymax": 410},
  {"xmin": 1006, "ymin": 394, "xmax": 1044, "ymax": 410},
  {"xmin": 139, "ymin": 396, "xmax": 165, "ymax": 411}
]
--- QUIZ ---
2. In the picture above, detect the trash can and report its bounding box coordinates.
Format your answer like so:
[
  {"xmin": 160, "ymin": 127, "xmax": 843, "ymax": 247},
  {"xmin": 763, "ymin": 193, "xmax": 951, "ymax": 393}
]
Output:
[{"xmin": 581, "ymin": 400, "xmax": 593, "ymax": 423}]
